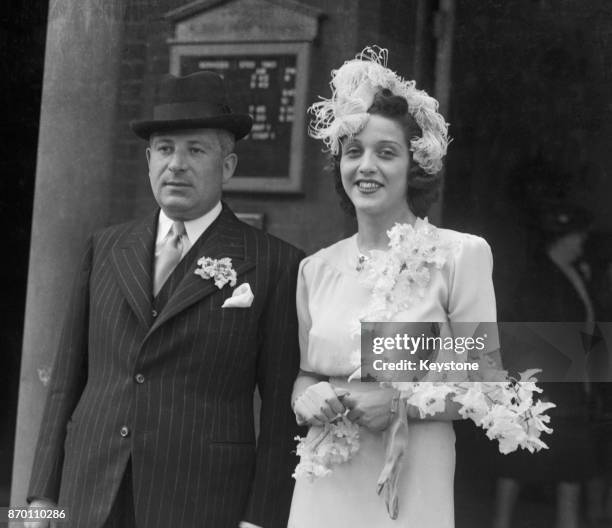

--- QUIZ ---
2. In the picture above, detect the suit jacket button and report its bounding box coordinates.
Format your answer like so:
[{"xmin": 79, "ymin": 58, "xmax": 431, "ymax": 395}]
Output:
[
  {"xmin": 120, "ymin": 426, "xmax": 130, "ymax": 438},
  {"xmin": 135, "ymin": 373, "xmax": 145, "ymax": 384},
  {"xmin": 152, "ymin": 309, "xmax": 158, "ymax": 318}
]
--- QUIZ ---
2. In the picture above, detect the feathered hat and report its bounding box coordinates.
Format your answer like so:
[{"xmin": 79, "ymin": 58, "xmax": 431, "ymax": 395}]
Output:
[{"xmin": 308, "ymin": 46, "xmax": 449, "ymax": 174}]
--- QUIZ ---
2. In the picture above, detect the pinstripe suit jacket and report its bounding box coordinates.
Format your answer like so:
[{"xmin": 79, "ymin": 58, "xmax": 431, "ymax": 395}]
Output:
[{"xmin": 28, "ymin": 204, "xmax": 303, "ymax": 528}]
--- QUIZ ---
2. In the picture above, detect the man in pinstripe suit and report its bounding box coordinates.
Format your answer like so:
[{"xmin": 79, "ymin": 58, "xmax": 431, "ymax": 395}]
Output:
[{"xmin": 27, "ymin": 72, "xmax": 303, "ymax": 527}]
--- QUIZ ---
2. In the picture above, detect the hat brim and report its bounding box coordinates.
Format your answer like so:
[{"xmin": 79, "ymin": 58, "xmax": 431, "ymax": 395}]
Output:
[{"xmin": 130, "ymin": 114, "xmax": 253, "ymax": 141}]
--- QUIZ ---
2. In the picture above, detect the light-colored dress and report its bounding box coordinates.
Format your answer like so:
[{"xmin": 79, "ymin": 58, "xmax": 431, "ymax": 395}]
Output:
[{"xmin": 288, "ymin": 228, "xmax": 496, "ymax": 528}]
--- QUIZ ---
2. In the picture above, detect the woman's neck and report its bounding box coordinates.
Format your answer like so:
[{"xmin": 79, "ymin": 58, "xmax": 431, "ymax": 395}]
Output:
[{"xmin": 356, "ymin": 208, "xmax": 417, "ymax": 252}]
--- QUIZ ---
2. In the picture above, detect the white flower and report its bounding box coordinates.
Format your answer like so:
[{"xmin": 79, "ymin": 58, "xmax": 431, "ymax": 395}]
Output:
[
  {"xmin": 491, "ymin": 424, "xmax": 528, "ymax": 454},
  {"xmin": 452, "ymin": 384, "xmax": 490, "ymax": 423},
  {"xmin": 520, "ymin": 435, "xmax": 549, "ymax": 454},
  {"xmin": 481, "ymin": 404, "xmax": 528, "ymax": 454},
  {"xmin": 514, "ymin": 369, "xmax": 544, "ymax": 401},
  {"xmin": 524, "ymin": 399, "xmax": 556, "ymax": 436},
  {"xmin": 406, "ymin": 383, "xmax": 455, "ymax": 418},
  {"xmin": 481, "ymin": 404, "xmax": 517, "ymax": 430},
  {"xmin": 293, "ymin": 417, "xmax": 360, "ymax": 481},
  {"xmin": 355, "ymin": 219, "xmax": 458, "ymax": 326},
  {"xmin": 387, "ymin": 222, "xmax": 415, "ymax": 250},
  {"xmin": 194, "ymin": 256, "xmax": 237, "ymax": 289}
]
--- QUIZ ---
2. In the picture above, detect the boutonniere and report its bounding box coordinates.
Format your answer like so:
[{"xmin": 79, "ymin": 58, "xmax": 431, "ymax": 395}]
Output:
[{"xmin": 194, "ymin": 257, "xmax": 237, "ymax": 289}]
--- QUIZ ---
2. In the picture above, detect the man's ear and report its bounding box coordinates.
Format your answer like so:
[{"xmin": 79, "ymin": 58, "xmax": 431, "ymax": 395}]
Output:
[
  {"xmin": 222, "ymin": 153, "xmax": 238, "ymax": 183},
  {"xmin": 146, "ymin": 147, "xmax": 151, "ymax": 166}
]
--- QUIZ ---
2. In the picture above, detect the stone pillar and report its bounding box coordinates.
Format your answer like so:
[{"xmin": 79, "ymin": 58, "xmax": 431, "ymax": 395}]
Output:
[
  {"xmin": 11, "ymin": 0, "xmax": 126, "ymax": 505},
  {"xmin": 431, "ymin": 0, "xmax": 456, "ymax": 225}
]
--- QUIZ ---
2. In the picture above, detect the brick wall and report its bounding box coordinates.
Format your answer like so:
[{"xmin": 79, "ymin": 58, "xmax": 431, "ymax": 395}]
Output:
[{"xmin": 109, "ymin": 0, "xmax": 420, "ymax": 254}]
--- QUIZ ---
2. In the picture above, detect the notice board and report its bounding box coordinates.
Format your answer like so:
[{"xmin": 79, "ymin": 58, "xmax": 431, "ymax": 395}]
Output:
[{"xmin": 170, "ymin": 43, "xmax": 309, "ymax": 193}]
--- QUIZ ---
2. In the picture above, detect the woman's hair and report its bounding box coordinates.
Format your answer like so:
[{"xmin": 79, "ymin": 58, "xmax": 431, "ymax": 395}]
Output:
[{"xmin": 331, "ymin": 89, "xmax": 442, "ymax": 218}]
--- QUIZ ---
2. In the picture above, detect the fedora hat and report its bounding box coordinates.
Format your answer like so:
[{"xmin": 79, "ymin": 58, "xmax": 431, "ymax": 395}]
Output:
[{"xmin": 130, "ymin": 71, "xmax": 252, "ymax": 140}]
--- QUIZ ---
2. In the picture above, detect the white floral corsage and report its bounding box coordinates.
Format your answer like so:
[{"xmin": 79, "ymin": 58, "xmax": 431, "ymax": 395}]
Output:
[
  {"xmin": 353, "ymin": 218, "xmax": 459, "ymax": 326},
  {"xmin": 194, "ymin": 257, "xmax": 237, "ymax": 289}
]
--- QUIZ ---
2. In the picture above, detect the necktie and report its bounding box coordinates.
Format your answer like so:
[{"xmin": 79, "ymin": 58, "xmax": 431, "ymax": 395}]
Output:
[{"xmin": 153, "ymin": 221, "xmax": 186, "ymax": 296}]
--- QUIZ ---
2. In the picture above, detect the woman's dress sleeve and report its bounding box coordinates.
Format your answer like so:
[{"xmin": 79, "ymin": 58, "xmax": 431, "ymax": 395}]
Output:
[
  {"xmin": 447, "ymin": 234, "xmax": 502, "ymax": 372},
  {"xmin": 296, "ymin": 257, "xmax": 315, "ymax": 373},
  {"xmin": 447, "ymin": 234, "xmax": 496, "ymax": 322}
]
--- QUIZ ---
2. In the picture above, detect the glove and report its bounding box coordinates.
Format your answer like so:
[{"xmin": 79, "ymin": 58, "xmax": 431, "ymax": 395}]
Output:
[{"xmin": 293, "ymin": 382, "xmax": 349, "ymax": 426}]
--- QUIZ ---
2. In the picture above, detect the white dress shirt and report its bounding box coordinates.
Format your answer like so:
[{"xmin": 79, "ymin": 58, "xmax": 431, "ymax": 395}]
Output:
[{"xmin": 154, "ymin": 202, "xmax": 223, "ymax": 263}]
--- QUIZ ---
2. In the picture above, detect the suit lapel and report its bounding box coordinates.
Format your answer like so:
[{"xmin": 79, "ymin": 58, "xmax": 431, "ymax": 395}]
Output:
[
  {"xmin": 147, "ymin": 205, "xmax": 255, "ymax": 335},
  {"xmin": 110, "ymin": 211, "xmax": 157, "ymax": 329}
]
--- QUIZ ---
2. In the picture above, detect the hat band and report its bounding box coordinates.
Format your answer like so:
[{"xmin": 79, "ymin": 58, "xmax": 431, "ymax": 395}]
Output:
[{"xmin": 153, "ymin": 101, "xmax": 230, "ymax": 120}]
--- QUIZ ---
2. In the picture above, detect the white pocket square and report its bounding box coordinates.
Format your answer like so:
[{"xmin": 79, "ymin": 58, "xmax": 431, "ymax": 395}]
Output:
[{"xmin": 222, "ymin": 283, "xmax": 254, "ymax": 308}]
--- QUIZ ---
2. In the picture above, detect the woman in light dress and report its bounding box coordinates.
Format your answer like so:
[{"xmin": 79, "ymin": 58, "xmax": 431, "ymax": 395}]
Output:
[{"xmin": 288, "ymin": 48, "xmax": 498, "ymax": 528}]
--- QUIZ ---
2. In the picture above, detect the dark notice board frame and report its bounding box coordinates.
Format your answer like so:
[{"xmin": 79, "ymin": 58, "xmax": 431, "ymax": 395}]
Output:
[{"xmin": 170, "ymin": 42, "xmax": 309, "ymax": 194}]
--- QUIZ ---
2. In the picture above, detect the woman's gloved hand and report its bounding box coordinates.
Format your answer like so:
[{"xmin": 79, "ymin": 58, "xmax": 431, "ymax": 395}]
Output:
[{"xmin": 293, "ymin": 382, "xmax": 349, "ymax": 426}]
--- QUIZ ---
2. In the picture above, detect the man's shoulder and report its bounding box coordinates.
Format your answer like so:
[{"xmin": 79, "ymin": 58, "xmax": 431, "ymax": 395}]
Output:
[
  {"xmin": 89, "ymin": 213, "xmax": 155, "ymax": 251},
  {"xmin": 93, "ymin": 218, "xmax": 137, "ymax": 238},
  {"xmin": 236, "ymin": 220, "xmax": 304, "ymax": 265},
  {"xmin": 90, "ymin": 221, "xmax": 133, "ymax": 245}
]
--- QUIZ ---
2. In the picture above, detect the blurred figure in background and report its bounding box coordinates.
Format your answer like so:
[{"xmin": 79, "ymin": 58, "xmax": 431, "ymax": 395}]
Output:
[
  {"xmin": 493, "ymin": 201, "xmax": 597, "ymax": 528},
  {"xmin": 584, "ymin": 233, "xmax": 612, "ymax": 527}
]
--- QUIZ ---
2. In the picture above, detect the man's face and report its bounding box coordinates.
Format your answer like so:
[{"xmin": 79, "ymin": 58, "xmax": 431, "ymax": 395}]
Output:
[{"xmin": 146, "ymin": 129, "xmax": 237, "ymax": 221}]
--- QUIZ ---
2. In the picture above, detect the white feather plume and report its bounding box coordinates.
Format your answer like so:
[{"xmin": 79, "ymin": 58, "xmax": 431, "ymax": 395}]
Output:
[{"xmin": 308, "ymin": 45, "xmax": 449, "ymax": 175}]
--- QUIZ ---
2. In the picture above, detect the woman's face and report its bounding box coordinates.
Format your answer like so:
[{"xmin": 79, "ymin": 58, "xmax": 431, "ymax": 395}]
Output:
[{"xmin": 340, "ymin": 114, "xmax": 411, "ymax": 219}]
